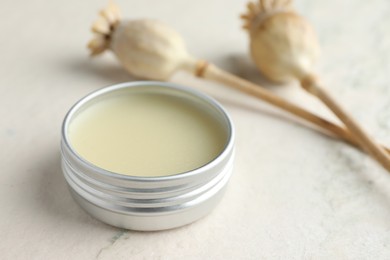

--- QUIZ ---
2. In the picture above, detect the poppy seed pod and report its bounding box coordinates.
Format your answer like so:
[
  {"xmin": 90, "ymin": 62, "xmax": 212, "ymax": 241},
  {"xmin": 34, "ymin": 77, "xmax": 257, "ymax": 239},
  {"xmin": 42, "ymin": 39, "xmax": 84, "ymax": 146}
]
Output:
[
  {"xmin": 241, "ymin": 0, "xmax": 320, "ymax": 83},
  {"xmin": 88, "ymin": 3, "xmax": 192, "ymax": 80}
]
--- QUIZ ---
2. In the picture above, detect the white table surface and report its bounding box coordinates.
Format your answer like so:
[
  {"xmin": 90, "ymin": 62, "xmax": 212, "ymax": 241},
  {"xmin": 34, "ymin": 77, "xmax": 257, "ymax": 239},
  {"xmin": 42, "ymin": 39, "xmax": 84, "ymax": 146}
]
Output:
[{"xmin": 2, "ymin": 0, "xmax": 390, "ymax": 259}]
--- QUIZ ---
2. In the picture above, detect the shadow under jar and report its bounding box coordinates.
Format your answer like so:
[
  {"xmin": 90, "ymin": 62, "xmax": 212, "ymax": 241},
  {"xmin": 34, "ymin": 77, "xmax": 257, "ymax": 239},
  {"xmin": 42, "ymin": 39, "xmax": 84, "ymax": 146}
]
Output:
[{"xmin": 61, "ymin": 81, "xmax": 235, "ymax": 231}]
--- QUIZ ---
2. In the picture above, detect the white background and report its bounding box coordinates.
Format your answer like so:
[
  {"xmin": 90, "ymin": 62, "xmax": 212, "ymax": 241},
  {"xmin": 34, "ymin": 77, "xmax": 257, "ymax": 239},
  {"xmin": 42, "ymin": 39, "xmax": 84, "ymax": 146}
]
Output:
[{"xmin": 1, "ymin": 0, "xmax": 390, "ymax": 259}]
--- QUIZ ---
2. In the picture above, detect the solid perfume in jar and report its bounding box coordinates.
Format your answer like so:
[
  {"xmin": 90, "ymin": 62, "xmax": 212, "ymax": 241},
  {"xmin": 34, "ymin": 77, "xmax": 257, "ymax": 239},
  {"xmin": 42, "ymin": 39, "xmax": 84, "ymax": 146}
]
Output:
[{"xmin": 61, "ymin": 81, "xmax": 235, "ymax": 231}]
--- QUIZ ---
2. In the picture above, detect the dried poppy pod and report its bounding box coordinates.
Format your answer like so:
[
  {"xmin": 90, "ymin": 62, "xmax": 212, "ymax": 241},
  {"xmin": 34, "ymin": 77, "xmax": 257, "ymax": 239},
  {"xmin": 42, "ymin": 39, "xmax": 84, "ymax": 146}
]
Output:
[
  {"xmin": 241, "ymin": 0, "xmax": 390, "ymax": 171},
  {"xmin": 241, "ymin": 0, "xmax": 320, "ymax": 83},
  {"xmin": 87, "ymin": 3, "xmax": 390, "ymax": 160},
  {"xmin": 88, "ymin": 3, "xmax": 191, "ymax": 80}
]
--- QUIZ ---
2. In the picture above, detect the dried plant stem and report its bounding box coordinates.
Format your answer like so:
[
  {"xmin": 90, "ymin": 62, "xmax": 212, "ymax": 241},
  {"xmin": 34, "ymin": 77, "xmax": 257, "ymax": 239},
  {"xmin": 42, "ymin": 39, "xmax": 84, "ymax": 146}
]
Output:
[
  {"xmin": 87, "ymin": 3, "xmax": 390, "ymax": 165},
  {"xmin": 183, "ymin": 59, "xmax": 390, "ymax": 154},
  {"xmin": 301, "ymin": 75, "xmax": 390, "ymax": 171}
]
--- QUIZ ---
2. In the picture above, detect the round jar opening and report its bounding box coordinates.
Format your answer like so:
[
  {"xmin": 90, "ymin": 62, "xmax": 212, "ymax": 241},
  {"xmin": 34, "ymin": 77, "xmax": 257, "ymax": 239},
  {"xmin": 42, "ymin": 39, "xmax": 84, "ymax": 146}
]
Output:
[{"xmin": 63, "ymin": 82, "xmax": 232, "ymax": 178}]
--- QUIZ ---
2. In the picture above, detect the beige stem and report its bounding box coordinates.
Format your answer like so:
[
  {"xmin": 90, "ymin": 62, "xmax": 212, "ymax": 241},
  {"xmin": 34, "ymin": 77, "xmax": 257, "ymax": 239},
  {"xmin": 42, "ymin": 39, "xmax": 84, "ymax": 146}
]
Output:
[
  {"xmin": 301, "ymin": 75, "xmax": 390, "ymax": 172},
  {"xmin": 180, "ymin": 58, "xmax": 390, "ymax": 154}
]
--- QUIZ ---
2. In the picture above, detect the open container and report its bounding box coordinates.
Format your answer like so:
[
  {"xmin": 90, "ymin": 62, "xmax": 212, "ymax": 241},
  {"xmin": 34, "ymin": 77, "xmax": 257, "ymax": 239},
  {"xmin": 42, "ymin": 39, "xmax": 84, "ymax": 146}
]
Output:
[{"xmin": 61, "ymin": 81, "xmax": 235, "ymax": 231}]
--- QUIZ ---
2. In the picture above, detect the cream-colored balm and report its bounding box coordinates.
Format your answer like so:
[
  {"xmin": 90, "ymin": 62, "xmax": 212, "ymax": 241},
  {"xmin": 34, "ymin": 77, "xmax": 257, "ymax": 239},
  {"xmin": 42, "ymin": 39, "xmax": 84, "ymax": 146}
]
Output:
[{"xmin": 68, "ymin": 92, "xmax": 227, "ymax": 177}]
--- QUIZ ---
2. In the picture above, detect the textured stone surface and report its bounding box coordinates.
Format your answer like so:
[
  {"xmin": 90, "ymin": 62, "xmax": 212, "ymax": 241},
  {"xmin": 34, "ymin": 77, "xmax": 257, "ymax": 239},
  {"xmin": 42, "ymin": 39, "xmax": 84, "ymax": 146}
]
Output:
[{"xmin": 1, "ymin": 0, "xmax": 390, "ymax": 259}]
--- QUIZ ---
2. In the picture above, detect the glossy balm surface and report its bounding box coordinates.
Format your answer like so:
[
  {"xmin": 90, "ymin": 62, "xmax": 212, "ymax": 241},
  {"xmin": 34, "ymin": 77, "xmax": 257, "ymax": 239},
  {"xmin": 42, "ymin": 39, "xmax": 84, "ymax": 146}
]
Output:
[{"xmin": 68, "ymin": 91, "xmax": 227, "ymax": 177}]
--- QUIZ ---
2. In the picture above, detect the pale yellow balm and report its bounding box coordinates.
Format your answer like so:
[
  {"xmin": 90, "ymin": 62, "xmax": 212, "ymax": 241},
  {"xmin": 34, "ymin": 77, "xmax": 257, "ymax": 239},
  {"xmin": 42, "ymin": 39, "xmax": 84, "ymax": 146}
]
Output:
[{"xmin": 68, "ymin": 91, "xmax": 227, "ymax": 177}]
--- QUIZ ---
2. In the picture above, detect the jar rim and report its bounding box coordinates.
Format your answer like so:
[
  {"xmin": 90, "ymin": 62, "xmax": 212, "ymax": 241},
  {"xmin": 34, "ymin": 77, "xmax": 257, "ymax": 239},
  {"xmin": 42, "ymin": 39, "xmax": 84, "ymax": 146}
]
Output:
[{"xmin": 61, "ymin": 81, "xmax": 235, "ymax": 182}]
